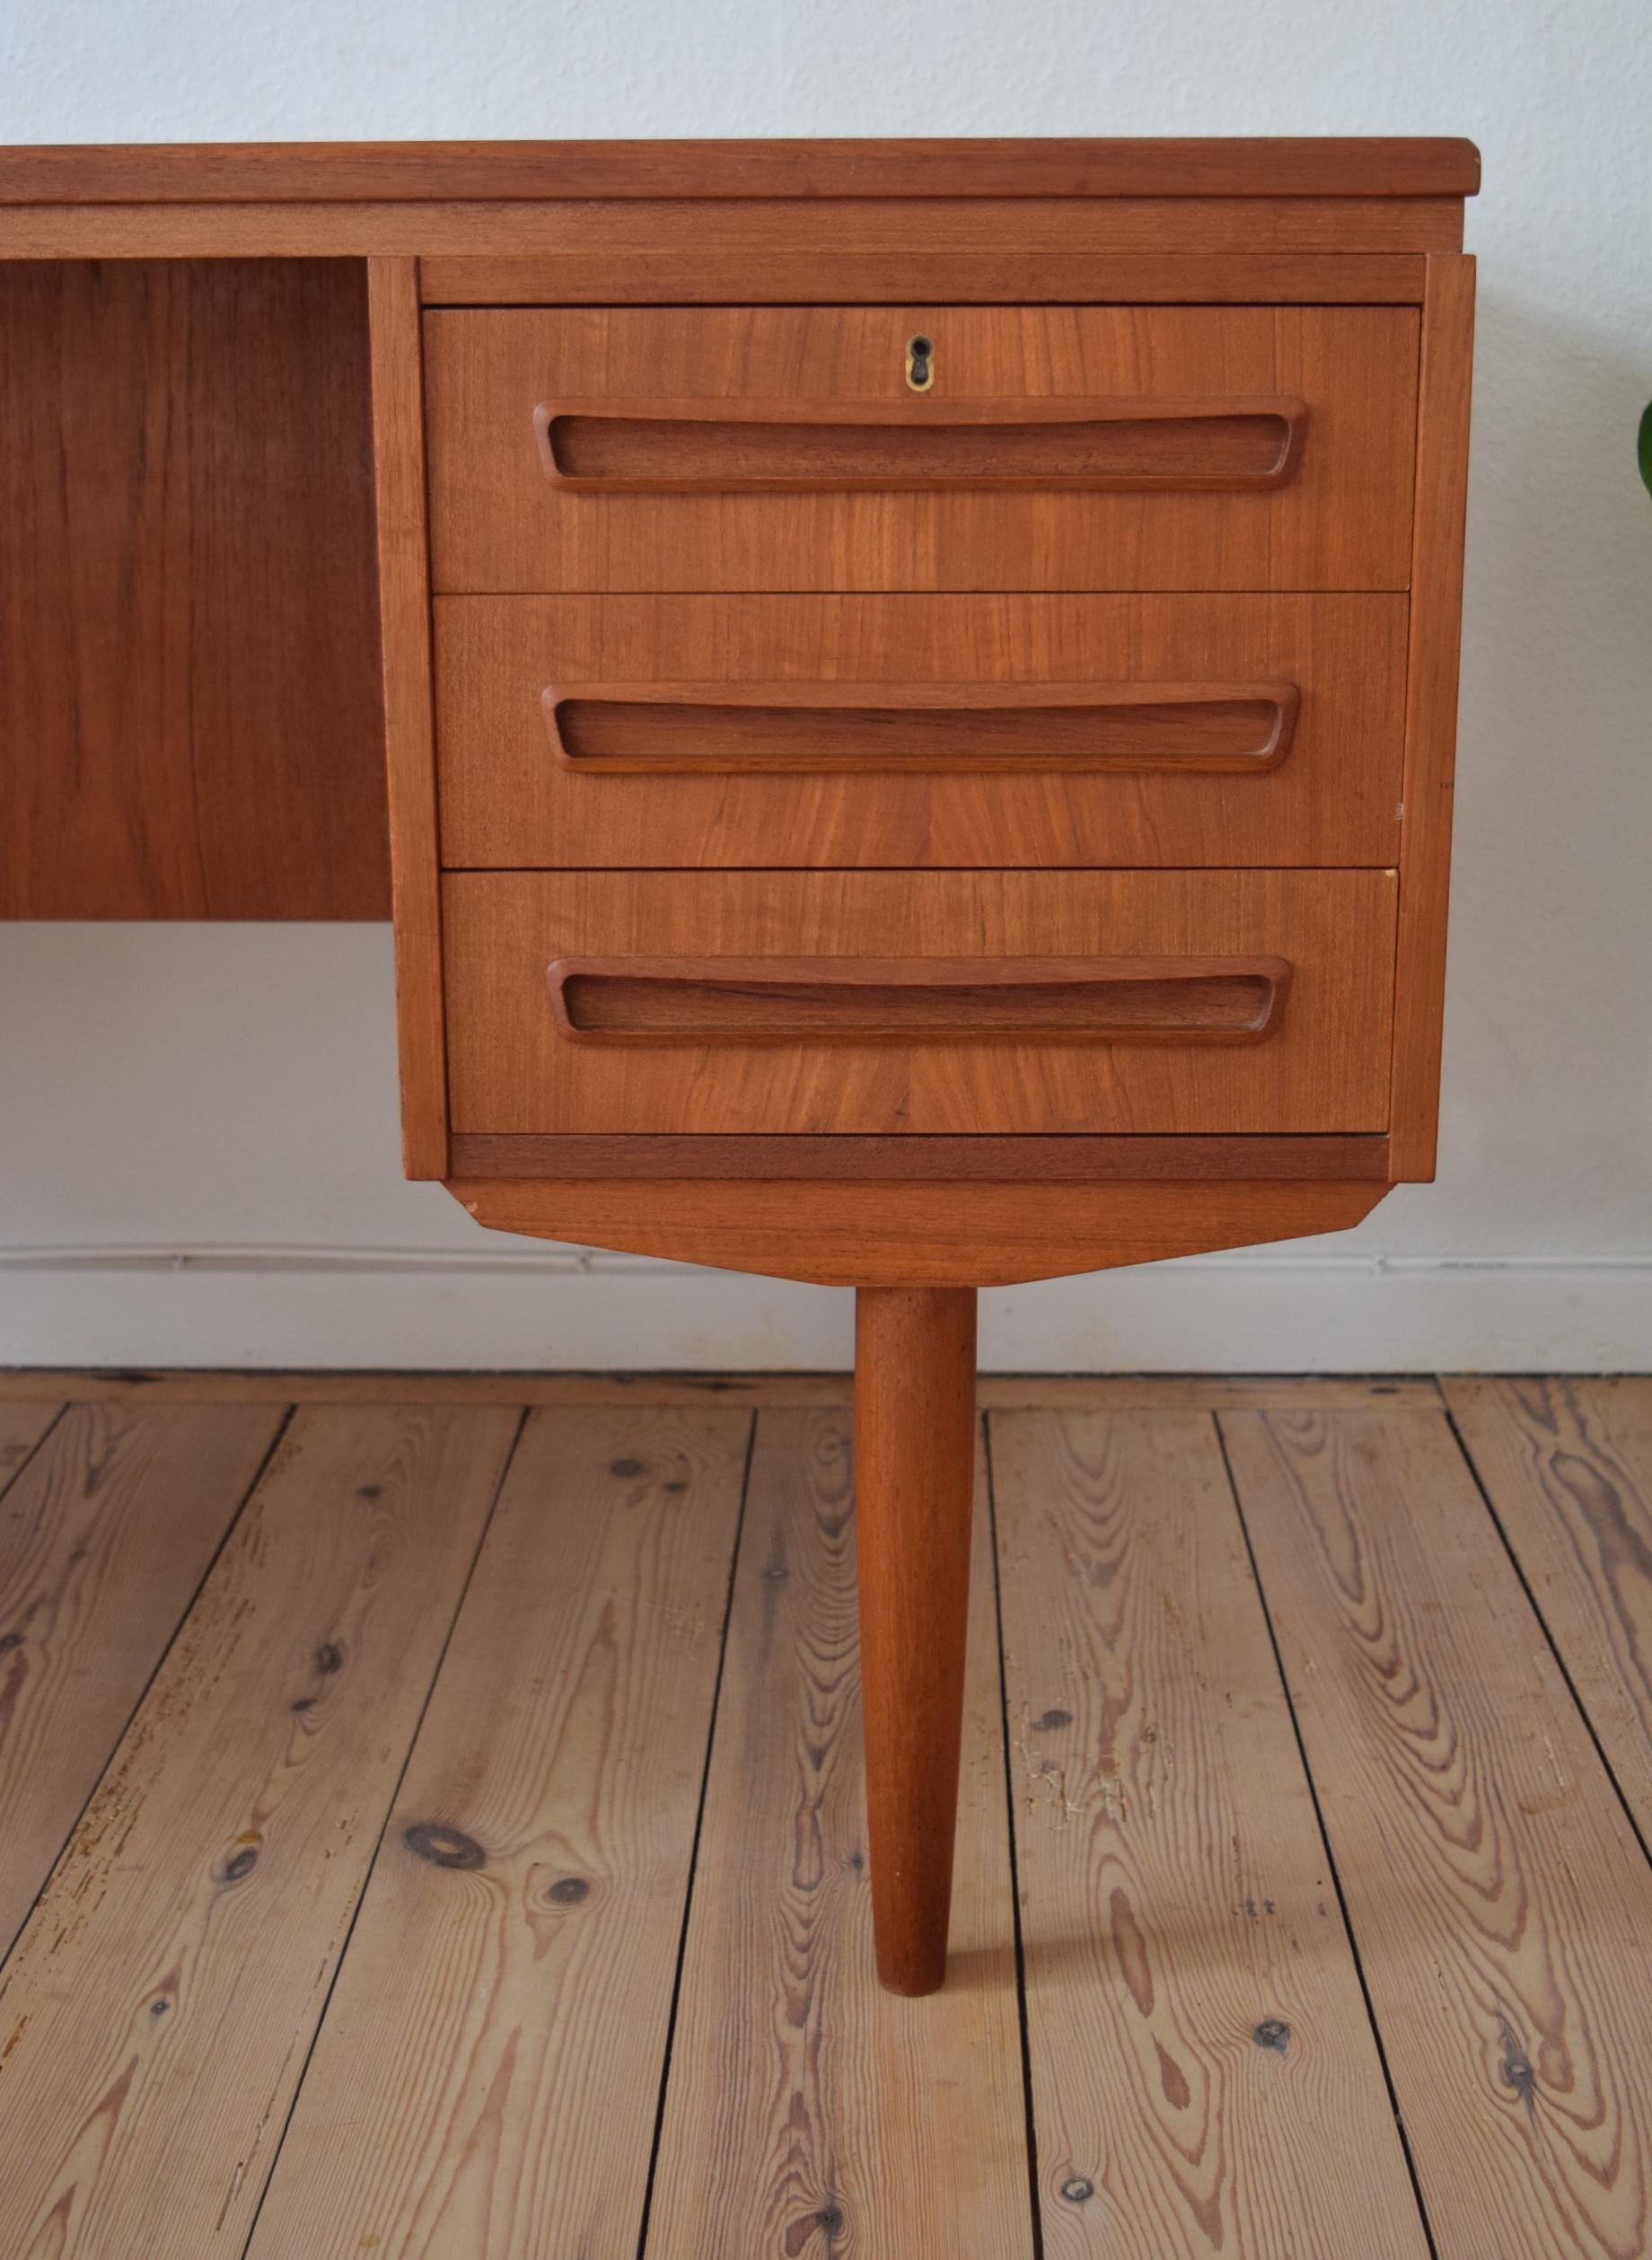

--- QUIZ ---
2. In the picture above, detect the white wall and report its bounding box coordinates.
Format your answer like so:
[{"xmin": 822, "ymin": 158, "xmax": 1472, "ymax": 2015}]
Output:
[{"xmin": 2, "ymin": 0, "xmax": 1649, "ymax": 1371}]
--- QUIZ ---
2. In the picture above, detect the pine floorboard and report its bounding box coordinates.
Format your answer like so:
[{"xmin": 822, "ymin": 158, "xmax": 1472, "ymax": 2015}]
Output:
[
  {"xmin": 0, "ymin": 1403, "xmax": 518, "ymax": 2257},
  {"xmin": 992, "ymin": 1407, "xmax": 1429, "ymax": 2257},
  {"xmin": 0, "ymin": 1401, "xmax": 286, "ymax": 1958},
  {"xmin": 644, "ymin": 1411, "xmax": 1032, "ymax": 2260},
  {"xmin": 1224, "ymin": 1405, "xmax": 1652, "ymax": 2260},
  {"xmin": 0, "ymin": 1370, "xmax": 1646, "ymax": 2259},
  {"xmin": 1445, "ymin": 1376, "xmax": 1652, "ymax": 1845},
  {"xmin": 247, "ymin": 1406, "xmax": 751, "ymax": 2260}
]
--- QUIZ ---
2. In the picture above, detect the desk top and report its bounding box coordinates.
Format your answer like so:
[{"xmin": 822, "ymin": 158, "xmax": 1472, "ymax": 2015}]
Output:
[{"xmin": 0, "ymin": 136, "xmax": 1481, "ymax": 206}]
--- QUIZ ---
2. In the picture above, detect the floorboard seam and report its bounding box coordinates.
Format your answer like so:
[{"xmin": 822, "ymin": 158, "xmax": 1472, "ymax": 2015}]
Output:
[
  {"xmin": 233, "ymin": 1402, "xmax": 533, "ymax": 2260},
  {"xmin": 0, "ymin": 1402, "xmax": 70, "ymax": 1507},
  {"xmin": 982, "ymin": 1410, "xmax": 1047, "ymax": 2260},
  {"xmin": 632, "ymin": 1404, "xmax": 760, "ymax": 2260},
  {"xmin": 0, "ymin": 1400, "xmax": 300, "ymax": 1975},
  {"xmin": 1440, "ymin": 1394, "xmax": 1652, "ymax": 1876},
  {"xmin": 1213, "ymin": 1410, "xmax": 1445, "ymax": 2260}
]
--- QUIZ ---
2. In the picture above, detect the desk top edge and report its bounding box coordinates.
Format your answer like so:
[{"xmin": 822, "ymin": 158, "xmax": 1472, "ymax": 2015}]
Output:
[{"xmin": 0, "ymin": 136, "xmax": 1482, "ymax": 206}]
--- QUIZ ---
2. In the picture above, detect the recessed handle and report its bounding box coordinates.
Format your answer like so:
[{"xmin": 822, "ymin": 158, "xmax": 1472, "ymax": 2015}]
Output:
[
  {"xmin": 547, "ymin": 955, "xmax": 1292, "ymax": 1044},
  {"xmin": 541, "ymin": 680, "xmax": 1300, "ymax": 775},
  {"xmin": 532, "ymin": 395, "xmax": 1306, "ymax": 493}
]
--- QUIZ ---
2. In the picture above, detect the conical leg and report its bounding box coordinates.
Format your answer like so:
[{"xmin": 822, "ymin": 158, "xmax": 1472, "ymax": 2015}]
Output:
[{"xmin": 854, "ymin": 1284, "xmax": 978, "ymax": 1995}]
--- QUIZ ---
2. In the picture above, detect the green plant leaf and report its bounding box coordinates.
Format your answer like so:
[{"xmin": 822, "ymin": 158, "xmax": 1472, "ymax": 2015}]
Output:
[{"xmin": 1641, "ymin": 400, "xmax": 1652, "ymax": 500}]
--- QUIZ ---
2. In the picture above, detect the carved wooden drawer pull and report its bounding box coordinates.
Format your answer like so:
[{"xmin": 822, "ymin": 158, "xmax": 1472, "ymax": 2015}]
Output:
[
  {"xmin": 548, "ymin": 954, "xmax": 1292, "ymax": 1044},
  {"xmin": 533, "ymin": 395, "xmax": 1306, "ymax": 493},
  {"xmin": 541, "ymin": 679, "xmax": 1301, "ymax": 775}
]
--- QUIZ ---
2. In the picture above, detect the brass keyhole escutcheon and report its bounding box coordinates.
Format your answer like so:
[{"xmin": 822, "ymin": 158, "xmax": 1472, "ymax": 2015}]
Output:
[{"xmin": 905, "ymin": 332, "xmax": 935, "ymax": 392}]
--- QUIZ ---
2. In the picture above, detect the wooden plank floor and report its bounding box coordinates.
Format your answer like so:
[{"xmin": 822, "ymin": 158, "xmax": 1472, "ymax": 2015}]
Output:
[{"xmin": 1, "ymin": 1371, "xmax": 1649, "ymax": 2259}]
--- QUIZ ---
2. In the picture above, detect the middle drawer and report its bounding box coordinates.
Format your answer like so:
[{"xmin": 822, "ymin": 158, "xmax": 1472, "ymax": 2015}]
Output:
[{"xmin": 434, "ymin": 594, "xmax": 1407, "ymax": 868}]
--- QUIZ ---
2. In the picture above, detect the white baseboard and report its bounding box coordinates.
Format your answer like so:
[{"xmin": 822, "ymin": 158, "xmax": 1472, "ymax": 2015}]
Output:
[{"xmin": 0, "ymin": 1245, "xmax": 1648, "ymax": 1372}]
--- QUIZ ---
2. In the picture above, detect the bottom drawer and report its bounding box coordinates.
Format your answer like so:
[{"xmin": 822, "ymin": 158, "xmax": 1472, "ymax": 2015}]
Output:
[{"xmin": 442, "ymin": 869, "xmax": 1396, "ymax": 1137}]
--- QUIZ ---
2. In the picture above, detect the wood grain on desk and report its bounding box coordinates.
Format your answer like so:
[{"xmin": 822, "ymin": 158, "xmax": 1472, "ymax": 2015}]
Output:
[{"xmin": 0, "ymin": 140, "xmax": 1472, "ymax": 926}]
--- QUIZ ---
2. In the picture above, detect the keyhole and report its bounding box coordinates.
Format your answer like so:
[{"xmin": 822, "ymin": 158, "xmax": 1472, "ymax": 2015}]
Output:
[{"xmin": 906, "ymin": 333, "xmax": 934, "ymax": 392}]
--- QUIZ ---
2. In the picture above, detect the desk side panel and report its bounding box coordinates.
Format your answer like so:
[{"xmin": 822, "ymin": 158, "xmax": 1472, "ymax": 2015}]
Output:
[{"xmin": 368, "ymin": 255, "xmax": 449, "ymax": 1177}]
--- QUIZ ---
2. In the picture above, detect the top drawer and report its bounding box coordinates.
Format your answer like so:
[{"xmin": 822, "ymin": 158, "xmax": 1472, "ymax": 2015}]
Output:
[{"xmin": 423, "ymin": 305, "xmax": 1419, "ymax": 596}]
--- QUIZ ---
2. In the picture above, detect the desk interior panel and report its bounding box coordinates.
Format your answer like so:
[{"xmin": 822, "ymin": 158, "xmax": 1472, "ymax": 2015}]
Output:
[{"xmin": 0, "ymin": 257, "xmax": 389, "ymax": 919}]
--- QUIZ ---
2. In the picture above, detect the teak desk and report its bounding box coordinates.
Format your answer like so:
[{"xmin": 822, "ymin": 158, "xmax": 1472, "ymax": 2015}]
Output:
[{"xmin": 0, "ymin": 138, "xmax": 1479, "ymax": 1992}]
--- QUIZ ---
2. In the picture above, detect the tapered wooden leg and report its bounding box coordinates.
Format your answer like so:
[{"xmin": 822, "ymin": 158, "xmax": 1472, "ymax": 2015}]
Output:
[{"xmin": 854, "ymin": 1283, "xmax": 978, "ymax": 1995}]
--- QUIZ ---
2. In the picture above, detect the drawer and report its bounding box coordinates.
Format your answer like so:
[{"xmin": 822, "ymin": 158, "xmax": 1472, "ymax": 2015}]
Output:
[
  {"xmin": 443, "ymin": 870, "xmax": 1397, "ymax": 1136},
  {"xmin": 423, "ymin": 305, "xmax": 1419, "ymax": 594},
  {"xmin": 434, "ymin": 593, "xmax": 1407, "ymax": 868}
]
